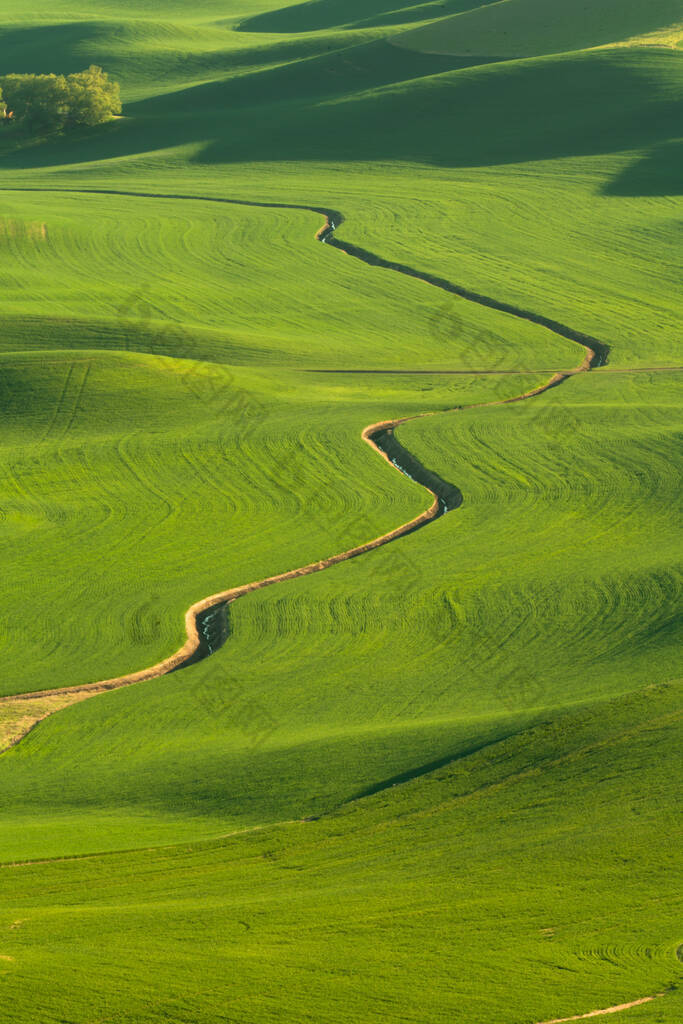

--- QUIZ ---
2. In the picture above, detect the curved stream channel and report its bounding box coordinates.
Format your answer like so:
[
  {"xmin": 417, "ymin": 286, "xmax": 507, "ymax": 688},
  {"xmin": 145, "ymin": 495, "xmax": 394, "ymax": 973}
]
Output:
[
  {"xmin": 187, "ymin": 423, "xmax": 464, "ymax": 667},
  {"xmin": 0, "ymin": 193, "xmax": 606, "ymax": 722}
]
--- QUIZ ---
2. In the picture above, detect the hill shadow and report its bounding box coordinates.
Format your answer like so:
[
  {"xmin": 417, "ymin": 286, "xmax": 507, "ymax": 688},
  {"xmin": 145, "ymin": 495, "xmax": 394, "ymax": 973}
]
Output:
[
  {"xmin": 238, "ymin": 0, "xmax": 496, "ymax": 34},
  {"xmin": 0, "ymin": 20, "xmax": 349, "ymax": 95},
  {"xmin": 0, "ymin": 44, "xmax": 679, "ymax": 176},
  {"xmin": 194, "ymin": 47, "xmax": 683, "ymax": 170},
  {"xmin": 0, "ymin": 22, "xmax": 115, "ymax": 76},
  {"xmin": 604, "ymin": 139, "xmax": 683, "ymax": 196},
  {"xmin": 138, "ymin": 37, "xmax": 478, "ymax": 113}
]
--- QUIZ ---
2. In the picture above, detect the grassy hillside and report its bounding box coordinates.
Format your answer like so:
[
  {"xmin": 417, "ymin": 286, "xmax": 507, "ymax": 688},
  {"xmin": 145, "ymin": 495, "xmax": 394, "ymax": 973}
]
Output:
[
  {"xmin": 239, "ymin": 0, "xmax": 499, "ymax": 33},
  {"xmin": 0, "ymin": 0, "xmax": 680, "ymax": 1022},
  {"xmin": 394, "ymin": 0, "xmax": 683, "ymax": 57},
  {"xmin": 0, "ymin": 370, "xmax": 679, "ymax": 861},
  {"xmin": 1, "ymin": 683, "xmax": 680, "ymax": 1023}
]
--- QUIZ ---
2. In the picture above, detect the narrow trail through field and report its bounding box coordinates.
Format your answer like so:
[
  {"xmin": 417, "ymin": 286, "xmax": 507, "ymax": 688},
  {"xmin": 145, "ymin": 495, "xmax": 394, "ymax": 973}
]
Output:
[
  {"xmin": 536, "ymin": 992, "xmax": 664, "ymax": 1022},
  {"xmin": 0, "ymin": 193, "xmax": 612, "ymax": 744}
]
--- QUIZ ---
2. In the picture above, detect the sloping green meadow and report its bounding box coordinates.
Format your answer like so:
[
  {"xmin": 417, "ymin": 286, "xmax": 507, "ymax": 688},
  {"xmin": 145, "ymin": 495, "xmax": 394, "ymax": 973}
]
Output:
[
  {"xmin": 394, "ymin": 0, "xmax": 683, "ymax": 58},
  {"xmin": 1, "ymin": 684, "xmax": 681, "ymax": 1024},
  {"xmin": 0, "ymin": 0, "xmax": 681, "ymax": 1022}
]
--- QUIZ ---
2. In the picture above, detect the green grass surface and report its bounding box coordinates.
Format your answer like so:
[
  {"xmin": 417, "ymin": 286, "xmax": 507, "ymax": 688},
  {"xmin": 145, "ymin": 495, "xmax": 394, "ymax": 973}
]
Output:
[
  {"xmin": 0, "ymin": 370, "xmax": 679, "ymax": 859},
  {"xmin": 395, "ymin": 0, "xmax": 683, "ymax": 57},
  {"xmin": 239, "ymin": 0, "xmax": 499, "ymax": 34},
  {"xmin": 1, "ymin": 683, "xmax": 680, "ymax": 1024},
  {"xmin": 0, "ymin": 0, "xmax": 680, "ymax": 1021}
]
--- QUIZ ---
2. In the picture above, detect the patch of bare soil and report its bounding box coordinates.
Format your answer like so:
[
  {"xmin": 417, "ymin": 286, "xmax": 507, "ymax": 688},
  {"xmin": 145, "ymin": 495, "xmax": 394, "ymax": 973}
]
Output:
[{"xmin": 0, "ymin": 692, "xmax": 98, "ymax": 753}]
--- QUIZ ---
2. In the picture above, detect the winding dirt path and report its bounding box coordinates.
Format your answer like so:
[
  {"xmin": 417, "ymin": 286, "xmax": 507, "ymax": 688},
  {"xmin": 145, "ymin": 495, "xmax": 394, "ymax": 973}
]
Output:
[
  {"xmin": 536, "ymin": 993, "xmax": 664, "ymax": 1022},
  {"xmin": 0, "ymin": 200, "xmax": 605, "ymax": 749}
]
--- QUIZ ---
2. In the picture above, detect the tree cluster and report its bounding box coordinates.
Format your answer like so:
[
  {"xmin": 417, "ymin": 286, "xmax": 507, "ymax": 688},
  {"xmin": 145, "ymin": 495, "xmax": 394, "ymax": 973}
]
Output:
[{"xmin": 0, "ymin": 66, "xmax": 121, "ymax": 133}]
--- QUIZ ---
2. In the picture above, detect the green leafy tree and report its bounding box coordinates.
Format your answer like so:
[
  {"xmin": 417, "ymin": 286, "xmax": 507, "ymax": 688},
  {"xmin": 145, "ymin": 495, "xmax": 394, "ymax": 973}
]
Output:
[
  {"xmin": 65, "ymin": 65, "xmax": 121, "ymax": 128},
  {"xmin": 0, "ymin": 66, "xmax": 120, "ymax": 134},
  {"xmin": 0, "ymin": 74, "xmax": 69, "ymax": 132}
]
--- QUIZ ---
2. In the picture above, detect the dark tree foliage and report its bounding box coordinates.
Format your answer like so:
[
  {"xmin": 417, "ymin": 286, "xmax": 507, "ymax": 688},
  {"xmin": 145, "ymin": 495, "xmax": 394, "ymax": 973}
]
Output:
[{"xmin": 0, "ymin": 66, "xmax": 121, "ymax": 133}]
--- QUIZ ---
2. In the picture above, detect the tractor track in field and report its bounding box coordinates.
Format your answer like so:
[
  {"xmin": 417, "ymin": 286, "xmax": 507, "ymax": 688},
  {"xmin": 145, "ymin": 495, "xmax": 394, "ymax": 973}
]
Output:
[{"xmin": 0, "ymin": 194, "xmax": 613, "ymax": 743}]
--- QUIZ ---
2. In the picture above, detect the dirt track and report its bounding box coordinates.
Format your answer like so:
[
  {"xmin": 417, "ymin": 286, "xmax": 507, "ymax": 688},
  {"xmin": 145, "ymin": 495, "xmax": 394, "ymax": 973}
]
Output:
[
  {"xmin": 0, "ymin": 418, "xmax": 443, "ymax": 712},
  {"xmin": 536, "ymin": 993, "xmax": 663, "ymax": 1022}
]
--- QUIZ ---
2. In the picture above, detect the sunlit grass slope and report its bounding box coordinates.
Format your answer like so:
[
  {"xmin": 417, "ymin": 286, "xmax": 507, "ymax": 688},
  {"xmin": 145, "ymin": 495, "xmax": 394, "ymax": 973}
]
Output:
[
  {"xmin": 0, "ymin": 0, "xmax": 680, "ymax": 1022},
  {"xmin": 0, "ymin": 34, "xmax": 679, "ymax": 362},
  {"xmin": 0, "ymin": 683, "xmax": 680, "ymax": 1024},
  {"xmin": 2, "ymin": 350, "xmax": 544, "ymax": 696},
  {"xmin": 0, "ymin": 190, "xmax": 568, "ymax": 368},
  {"xmin": 0, "ymin": 372, "xmax": 678, "ymax": 860},
  {"xmin": 0, "ymin": 185, "xmax": 569, "ymax": 696},
  {"xmin": 239, "ymin": 0, "xmax": 498, "ymax": 34},
  {"xmin": 394, "ymin": 0, "xmax": 683, "ymax": 57}
]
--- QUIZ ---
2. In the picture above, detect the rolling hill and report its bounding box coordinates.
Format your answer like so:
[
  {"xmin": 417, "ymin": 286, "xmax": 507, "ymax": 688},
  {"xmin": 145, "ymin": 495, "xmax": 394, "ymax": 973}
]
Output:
[
  {"xmin": 0, "ymin": 0, "xmax": 680, "ymax": 1022},
  {"xmin": 394, "ymin": 0, "xmax": 683, "ymax": 58}
]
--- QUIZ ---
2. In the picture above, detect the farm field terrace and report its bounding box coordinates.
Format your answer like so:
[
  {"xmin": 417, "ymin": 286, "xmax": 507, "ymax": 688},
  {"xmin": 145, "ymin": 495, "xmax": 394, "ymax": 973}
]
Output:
[{"xmin": 0, "ymin": 1, "xmax": 681, "ymax": 1023}]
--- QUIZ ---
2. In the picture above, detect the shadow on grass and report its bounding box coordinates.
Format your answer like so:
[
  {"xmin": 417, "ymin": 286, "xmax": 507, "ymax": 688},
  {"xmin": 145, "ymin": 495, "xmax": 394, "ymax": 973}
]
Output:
[
  {"xmin": 238, "ymin": 0, "xmax": 496, "ymax": 34},
  {"xmin": 0, "ymin": 44, "xmax": 679, "ymax": 175},
  {"xmin": 348, "ymin": 728, "xmax": 520, "ymax": 802},
  {"xmin": 604, "ymin": 138, "xmax": 683, "ymax": 197},
  {"xmin": 0, "ymin": 21, "xmax": 117, "ymax": 77}
]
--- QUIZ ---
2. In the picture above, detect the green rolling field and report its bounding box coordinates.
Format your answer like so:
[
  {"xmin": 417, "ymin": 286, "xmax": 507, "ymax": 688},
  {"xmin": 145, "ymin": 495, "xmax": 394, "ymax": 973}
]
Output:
[
  {"xmin": 0, "ymin": 1, "xmax": 680, "ymax": 1022},
  {"xmin": 393, "ymin": 0, "xmax": 683, "ymax": 57}
]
